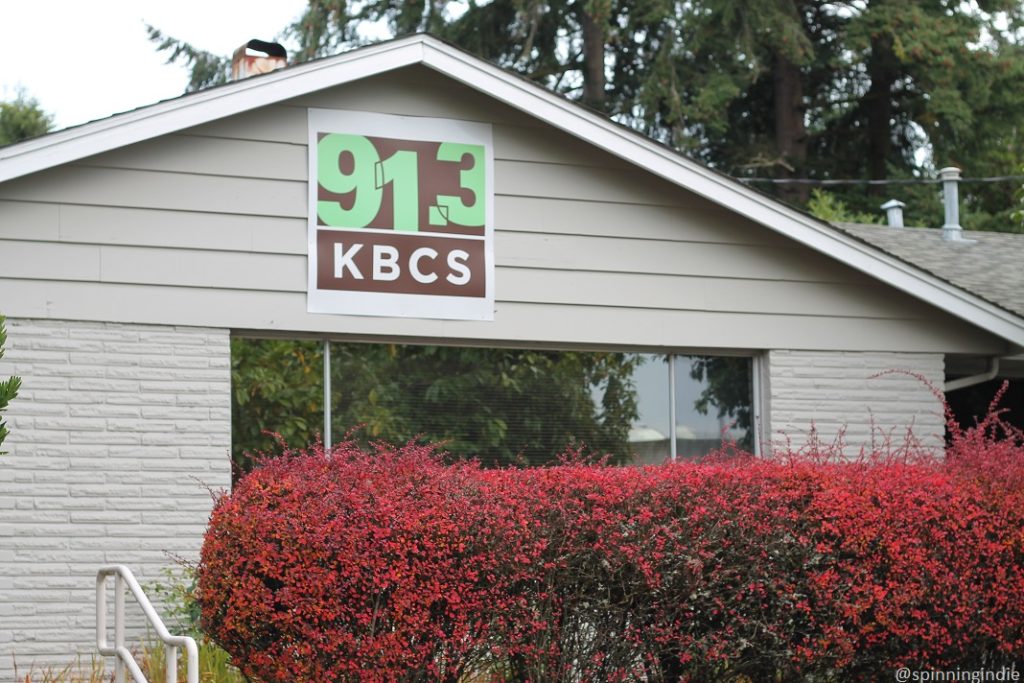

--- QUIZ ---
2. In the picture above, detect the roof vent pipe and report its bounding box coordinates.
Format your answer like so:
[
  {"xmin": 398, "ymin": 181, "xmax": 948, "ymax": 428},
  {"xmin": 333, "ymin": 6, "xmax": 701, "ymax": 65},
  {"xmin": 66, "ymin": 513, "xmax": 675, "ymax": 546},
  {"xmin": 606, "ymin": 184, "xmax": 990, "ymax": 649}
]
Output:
[
  {"xmin": 880, "ymin": 199, "xmax": 906, "ymax": 228},
  {"xmin": 940, "ymin": 166, "xmax": 963, "ymax": 241}
]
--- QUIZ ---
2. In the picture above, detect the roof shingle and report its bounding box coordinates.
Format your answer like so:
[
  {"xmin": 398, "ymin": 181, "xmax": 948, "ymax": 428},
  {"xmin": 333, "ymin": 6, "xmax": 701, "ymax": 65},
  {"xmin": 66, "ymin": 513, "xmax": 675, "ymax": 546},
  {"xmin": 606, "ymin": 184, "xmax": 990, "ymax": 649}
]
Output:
[{"xmin": 836, "ymin": 223, "xmax": 1024, "ymax": 319}]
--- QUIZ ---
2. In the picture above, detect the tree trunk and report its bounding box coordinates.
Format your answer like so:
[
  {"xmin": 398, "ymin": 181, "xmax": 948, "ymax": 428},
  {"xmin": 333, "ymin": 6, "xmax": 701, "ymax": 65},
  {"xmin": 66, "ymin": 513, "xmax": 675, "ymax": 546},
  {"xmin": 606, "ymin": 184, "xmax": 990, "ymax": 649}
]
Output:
[
  {"xmin": 865, "ymin": 34, "xmax": 898, "ymax": 194},
  {"xmin": 773, "ymin": 51, "xmax": 809, "ymax": 204},
  {"xmin": 580, "ymin": 7, "xmax": 606, "ymax": 111}
]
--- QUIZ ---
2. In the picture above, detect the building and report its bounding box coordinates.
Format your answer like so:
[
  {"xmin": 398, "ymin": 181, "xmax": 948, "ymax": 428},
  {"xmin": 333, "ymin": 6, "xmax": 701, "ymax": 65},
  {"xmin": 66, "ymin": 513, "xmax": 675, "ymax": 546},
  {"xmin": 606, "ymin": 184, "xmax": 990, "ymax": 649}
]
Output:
[{"xmin": 1, "ymin": 35, "xmax": 1022, "ymax": 673}]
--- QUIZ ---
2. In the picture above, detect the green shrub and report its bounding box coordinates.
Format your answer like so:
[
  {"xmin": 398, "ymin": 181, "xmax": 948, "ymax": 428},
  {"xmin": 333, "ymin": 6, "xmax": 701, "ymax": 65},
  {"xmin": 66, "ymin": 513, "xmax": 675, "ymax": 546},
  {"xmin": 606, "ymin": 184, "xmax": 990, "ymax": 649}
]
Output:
[{"xmin": 0, "ymin": 314, "xmax": 22, "ymax": 455}]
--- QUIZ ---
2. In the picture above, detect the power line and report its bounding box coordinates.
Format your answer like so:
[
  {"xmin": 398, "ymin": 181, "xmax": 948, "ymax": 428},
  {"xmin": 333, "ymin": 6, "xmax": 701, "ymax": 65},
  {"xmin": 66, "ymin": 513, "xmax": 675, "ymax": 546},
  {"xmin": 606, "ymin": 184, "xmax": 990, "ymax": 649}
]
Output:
[{"xmin": 736, "ymin": 174, "xmax": 1024, "ymax": 186}]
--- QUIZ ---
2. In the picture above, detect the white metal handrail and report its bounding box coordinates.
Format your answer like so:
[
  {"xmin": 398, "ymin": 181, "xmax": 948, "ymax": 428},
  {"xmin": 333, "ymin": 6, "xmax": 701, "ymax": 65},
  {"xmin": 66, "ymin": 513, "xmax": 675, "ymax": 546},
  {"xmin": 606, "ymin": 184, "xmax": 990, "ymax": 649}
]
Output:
[{"xmin": 96, "ymin": 564, "xmax": 199, "ymax": 683}]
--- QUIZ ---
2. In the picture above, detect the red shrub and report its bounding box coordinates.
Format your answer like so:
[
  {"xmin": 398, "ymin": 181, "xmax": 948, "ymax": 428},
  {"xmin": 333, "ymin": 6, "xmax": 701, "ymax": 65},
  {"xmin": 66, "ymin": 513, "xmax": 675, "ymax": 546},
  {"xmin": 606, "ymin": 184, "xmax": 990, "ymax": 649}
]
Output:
[{"xmin": 199, "ymin": 431, "xmax": 1024, "ymax": 681}]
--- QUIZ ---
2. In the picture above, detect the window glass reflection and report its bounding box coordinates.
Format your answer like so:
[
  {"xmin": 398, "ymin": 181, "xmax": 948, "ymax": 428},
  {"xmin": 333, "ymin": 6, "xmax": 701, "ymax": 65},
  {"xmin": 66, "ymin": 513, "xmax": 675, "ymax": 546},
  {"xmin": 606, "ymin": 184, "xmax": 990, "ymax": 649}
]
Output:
[{"xmin": 673, "ymin": 355, "xmax": 753, "ymax": 459}]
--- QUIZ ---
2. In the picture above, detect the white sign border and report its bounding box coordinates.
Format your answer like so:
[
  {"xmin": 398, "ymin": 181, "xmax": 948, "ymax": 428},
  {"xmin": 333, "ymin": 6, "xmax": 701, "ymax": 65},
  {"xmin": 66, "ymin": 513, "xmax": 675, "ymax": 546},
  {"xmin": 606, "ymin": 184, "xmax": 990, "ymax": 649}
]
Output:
[{"xmin": 307, "ymin": 108, "xmax": 495, "ymax": 321}]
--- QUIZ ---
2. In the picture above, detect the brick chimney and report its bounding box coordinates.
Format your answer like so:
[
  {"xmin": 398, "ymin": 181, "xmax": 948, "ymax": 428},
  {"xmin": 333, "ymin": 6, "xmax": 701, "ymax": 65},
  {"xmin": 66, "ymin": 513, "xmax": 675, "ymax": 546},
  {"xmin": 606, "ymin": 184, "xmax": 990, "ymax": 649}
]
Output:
[{"xmin": 231, "ymin": 39, "xmax": 287, "ymax": 81}]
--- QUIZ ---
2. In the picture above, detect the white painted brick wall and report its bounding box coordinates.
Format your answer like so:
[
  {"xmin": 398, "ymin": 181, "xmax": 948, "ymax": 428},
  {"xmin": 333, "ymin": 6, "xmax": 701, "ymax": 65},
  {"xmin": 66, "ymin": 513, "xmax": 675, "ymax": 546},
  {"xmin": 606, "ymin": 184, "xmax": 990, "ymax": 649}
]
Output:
[
  {"xmin": 765, "ymin": 350, "xmax": 945, "ymax": 457},
  {"xmin": 0, "ymin": 319, "xmax": 231, "ymax": 678}
]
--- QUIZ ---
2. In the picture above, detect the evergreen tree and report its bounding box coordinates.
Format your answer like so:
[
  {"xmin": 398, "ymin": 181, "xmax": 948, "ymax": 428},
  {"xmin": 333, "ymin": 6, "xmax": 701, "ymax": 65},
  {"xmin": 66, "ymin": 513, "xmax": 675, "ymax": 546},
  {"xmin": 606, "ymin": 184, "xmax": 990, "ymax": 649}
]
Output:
[
  {"xmin": 151, "ymin": 1, "xmax": 1024, "ymax": 228},
  {"xmin": 803, "ymin": 0, "xmax": 1024, "ymax": 226},
  {"xmin": 0, "ymin": 92, "xmax": 52, "ymax": 146}
]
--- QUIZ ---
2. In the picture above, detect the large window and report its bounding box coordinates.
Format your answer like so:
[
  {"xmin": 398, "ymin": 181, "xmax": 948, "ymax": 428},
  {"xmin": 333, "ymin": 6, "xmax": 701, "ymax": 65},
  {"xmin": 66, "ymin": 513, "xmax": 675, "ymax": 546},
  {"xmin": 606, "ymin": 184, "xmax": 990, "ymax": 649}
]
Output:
[{"xmin": 231, "ymin": 339, "xmax": 756, "ymax": 476}]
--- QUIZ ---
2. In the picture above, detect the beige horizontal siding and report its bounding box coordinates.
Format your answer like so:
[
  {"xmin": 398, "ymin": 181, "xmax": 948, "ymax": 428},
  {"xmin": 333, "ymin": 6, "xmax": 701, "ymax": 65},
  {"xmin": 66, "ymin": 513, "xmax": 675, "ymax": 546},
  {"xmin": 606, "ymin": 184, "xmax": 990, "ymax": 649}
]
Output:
[
  {"xmin": 1, "ymin": 192, "xmax": 785, "ymax": 250},
  {"xmin": 496, "ymin": 197, "xmax": 788, "ymax": 246},
  {"xmin": 0, "ymin": 166, "xmax": 306, "ymax": 217},
  {"xmin": 184, "ymin": 109, "xmax": 628, "ymax": 176},
  {"xmin": 77, "ymin": 126, "xmax": 622, "ymax": 179},
  {"xmin": 0, "ymin": 201, "xmax": 303, "ymax": 254},
  {"xmin": 75, "ymin": 135, "xmax": 308, "ymax": 181},
  {"xmin": 0, "ymin": 235, "xmax": 927, "ymax": 319},
  {"xmin": 495, "ymin": 232, "xmax": 864, "ymax": 283},
  {"xmin": 499, "ymin": 269, "xmax": 932, "ymax": 319},
  {"xmin": 181, "ymin": 104, "xmax": 309, "ymax": 144},
  {"xmin": 0, "ymin": 64, "xmax": 1007, "ymax": 355},
  {"xmin": 0, "ymin": 160, "xmax": 688, "ymax": 215},
  {"xmin": 0, "ymin": 279, "xmax": 1005, "ymax": 354},
  {"xmin": 289, "ymin": 69, "xmax": 550, "ymax": 127}
]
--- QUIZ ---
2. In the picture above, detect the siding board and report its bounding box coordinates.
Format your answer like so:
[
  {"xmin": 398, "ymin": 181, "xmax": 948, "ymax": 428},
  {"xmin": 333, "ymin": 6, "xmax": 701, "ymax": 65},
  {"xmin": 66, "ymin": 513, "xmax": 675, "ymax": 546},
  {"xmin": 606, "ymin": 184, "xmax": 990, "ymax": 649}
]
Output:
[
  {"xmin": 181, "ymin": 105, "xmax": 307, "ymax": 145},
  {"xmin": 0, "ymin": 162, "xmax": 683, "ymax": 216},
  {"xmin": 496, "ymin": 159, "xmax": 694, "ymax": 206},
  {"xmin": 4, "ymin": 198, "xmax": 790, "ymax": 254},
  {"xmin": 0, "ymin": 279, "xmax": 1004, "ymax": 354},
  {"xmin": 500, "ymin": 268, "xmax": 929, "ymax": 319},
  {"xmin": 0, "ymin": 240, "xmax": 100, "ymax": 281},
  {"xmin": 55, "ymin": 205, "xmax": 305, "ymax": 255},
  {"xmin": 0, "ymin": 167, "xmax": 306, "ymax": 217},
  {"xmin": 184, "ymin": 108, "xmax": 631, "ymax": 169},
  {"xmin": 76, "ymin": 126, "xmax": 628, "ymax": 180},
  {"xmin": 288, "ymin": 73, "xmax": 544, "ymax": 127},
  {"xmin": 495, "ymin": 232, "xmax": 865, "ymax": 283},
  {"xmin": 0, "ymin": 226, "xmax": 891, "ymax": 293},
  {"xmin": 494, "ymin": 196, "xmax": 788, "ymax": 246},
  {"xmin": 77, "ymin": 135, "xmax": 308, "ymax": 181},
  {"xmin": 0, "ymin": 200, "xmax": 59, "ymax": 240},
  {"xmin": 0, "ymin": 236, "xmax": 922, "ymax": 318},
  {"xmin": 492, "ymin": 123, "xmax": 633, "ymax": 168},
  {"xmin": 98, "ymin": 245, "xmax": 304, "ymax": 292}
]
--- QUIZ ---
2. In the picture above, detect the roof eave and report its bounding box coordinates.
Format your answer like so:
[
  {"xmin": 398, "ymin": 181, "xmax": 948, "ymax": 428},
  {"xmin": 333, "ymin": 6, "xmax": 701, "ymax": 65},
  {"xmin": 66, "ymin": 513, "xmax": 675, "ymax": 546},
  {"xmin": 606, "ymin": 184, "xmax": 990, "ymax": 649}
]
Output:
[{"xmin": 0, "ymin": 37, "xmax": 427, "ymax": 182}]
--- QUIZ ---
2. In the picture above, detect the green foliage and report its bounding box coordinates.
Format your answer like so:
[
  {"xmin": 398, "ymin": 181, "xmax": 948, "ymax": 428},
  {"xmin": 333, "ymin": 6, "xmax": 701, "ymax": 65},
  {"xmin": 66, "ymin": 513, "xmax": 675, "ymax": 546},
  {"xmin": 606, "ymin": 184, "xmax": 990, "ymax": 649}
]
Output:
[
  {"xmin": 144, "ymin": 567, "xmax": 245, "ymax": 683},
  {"xmin": 814, "ymin": 1, "xmax": 1024, "ymax": 230},
  {"xmin": 232, "ymin": 339, "xmax": 641, "ymax": 473},
  {"xmin": 0, "ymin": 315, "xmax": 22, "ymax": 455},
  {"xmin": 1012, "ymin": 165, "xmax": 1024, "ymax": 231},
  {"xmin": 13, "ymin": 591, "xmax": 243, "ymax": 683},
  {"xmin": 0, "ymin": 91, "xmax": 52, "ymax": 146},
  {"xmin": 231, "ymin": 338, "xmax": 323, "ymax": 476},
  {"xmin": 151, "ymin": 1, "xmax": 1024, "ymax": 231},
  {"xmin": 140, "ymin": 636, "xmax": 245, "ymax": 683},
  {"xmin": 147, "ymin": 567, "xmax": 204, "ymax": 640},
  {"xmin": 689, "ymin": 356, "xmax": 753, "ymax": 450},
  {"xmin": 806, "ymin": 189, "xmax": 881, "ymax": 224},
  {"xmin": 146, "ymin": 25, "xmax": 231, "ymax": 92}
]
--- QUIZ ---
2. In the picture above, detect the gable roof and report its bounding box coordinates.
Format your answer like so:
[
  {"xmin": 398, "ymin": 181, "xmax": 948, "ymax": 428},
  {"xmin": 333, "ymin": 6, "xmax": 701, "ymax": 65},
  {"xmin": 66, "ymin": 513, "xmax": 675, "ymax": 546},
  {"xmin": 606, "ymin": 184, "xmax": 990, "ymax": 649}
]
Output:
[
  {"xmin": 2, "ymin": 33, "xmax": 1023, "ymax": 351},
  {"xmin": 837, "ymin": 223, "xmax": 1024, "ymax": 319}
]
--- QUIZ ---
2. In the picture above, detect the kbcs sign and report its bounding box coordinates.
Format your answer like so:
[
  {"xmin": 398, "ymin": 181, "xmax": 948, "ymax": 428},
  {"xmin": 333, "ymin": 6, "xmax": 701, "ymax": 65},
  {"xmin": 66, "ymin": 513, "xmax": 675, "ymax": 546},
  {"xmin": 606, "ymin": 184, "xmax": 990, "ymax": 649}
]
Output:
[{"xmin": 307, "ymin": 109, "xmax": 495, "ymax": 320}]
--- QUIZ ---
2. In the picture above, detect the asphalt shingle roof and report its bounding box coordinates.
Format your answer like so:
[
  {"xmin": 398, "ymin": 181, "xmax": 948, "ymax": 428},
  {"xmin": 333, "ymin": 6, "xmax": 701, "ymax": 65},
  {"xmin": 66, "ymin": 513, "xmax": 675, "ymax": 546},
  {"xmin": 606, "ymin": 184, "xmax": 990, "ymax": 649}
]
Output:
[{"xmin": 836, "ymin": 222, "xmax": 1024, "ymax": 319}]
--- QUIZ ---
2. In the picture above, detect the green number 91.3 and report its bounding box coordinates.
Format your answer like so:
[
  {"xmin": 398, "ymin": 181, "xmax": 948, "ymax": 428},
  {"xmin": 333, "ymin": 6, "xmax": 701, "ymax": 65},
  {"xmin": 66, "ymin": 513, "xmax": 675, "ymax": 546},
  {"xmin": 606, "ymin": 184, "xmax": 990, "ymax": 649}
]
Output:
[{"xmin": 317, "ymin": 133, "xmax": 485, "ymax": 232}]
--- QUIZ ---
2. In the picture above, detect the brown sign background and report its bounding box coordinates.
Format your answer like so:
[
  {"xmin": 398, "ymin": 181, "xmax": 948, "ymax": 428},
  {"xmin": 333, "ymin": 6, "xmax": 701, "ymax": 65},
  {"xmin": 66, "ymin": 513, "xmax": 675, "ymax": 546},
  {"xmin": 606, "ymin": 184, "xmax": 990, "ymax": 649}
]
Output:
[{"xmin": 317, "ymin": 230, "xmax": 485, "ymax": 298}]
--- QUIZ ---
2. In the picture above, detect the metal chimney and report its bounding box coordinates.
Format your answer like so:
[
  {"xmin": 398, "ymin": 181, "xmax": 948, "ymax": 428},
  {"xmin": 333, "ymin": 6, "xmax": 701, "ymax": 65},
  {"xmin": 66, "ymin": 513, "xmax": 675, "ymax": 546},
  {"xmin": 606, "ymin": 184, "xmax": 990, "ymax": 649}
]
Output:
[
  {"xmin": 940, "ymin": 166, "xmax": 963, "ymax": 241},
  {"xmin": 231, "ymin": 39, "xmax": 287, "ymax": 81},
  {"xmin": 880, "ymin": 199, "xmax": 906, "ymax": 228}
]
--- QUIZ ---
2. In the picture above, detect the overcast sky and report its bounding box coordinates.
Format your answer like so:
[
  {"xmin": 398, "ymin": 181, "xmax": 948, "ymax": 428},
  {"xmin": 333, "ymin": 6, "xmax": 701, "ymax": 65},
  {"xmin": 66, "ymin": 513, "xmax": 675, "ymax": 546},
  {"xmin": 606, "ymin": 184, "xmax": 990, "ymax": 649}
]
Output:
[{"xmin": 0, "ymin": 1, "xmax": 309, "ymax": 131}]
